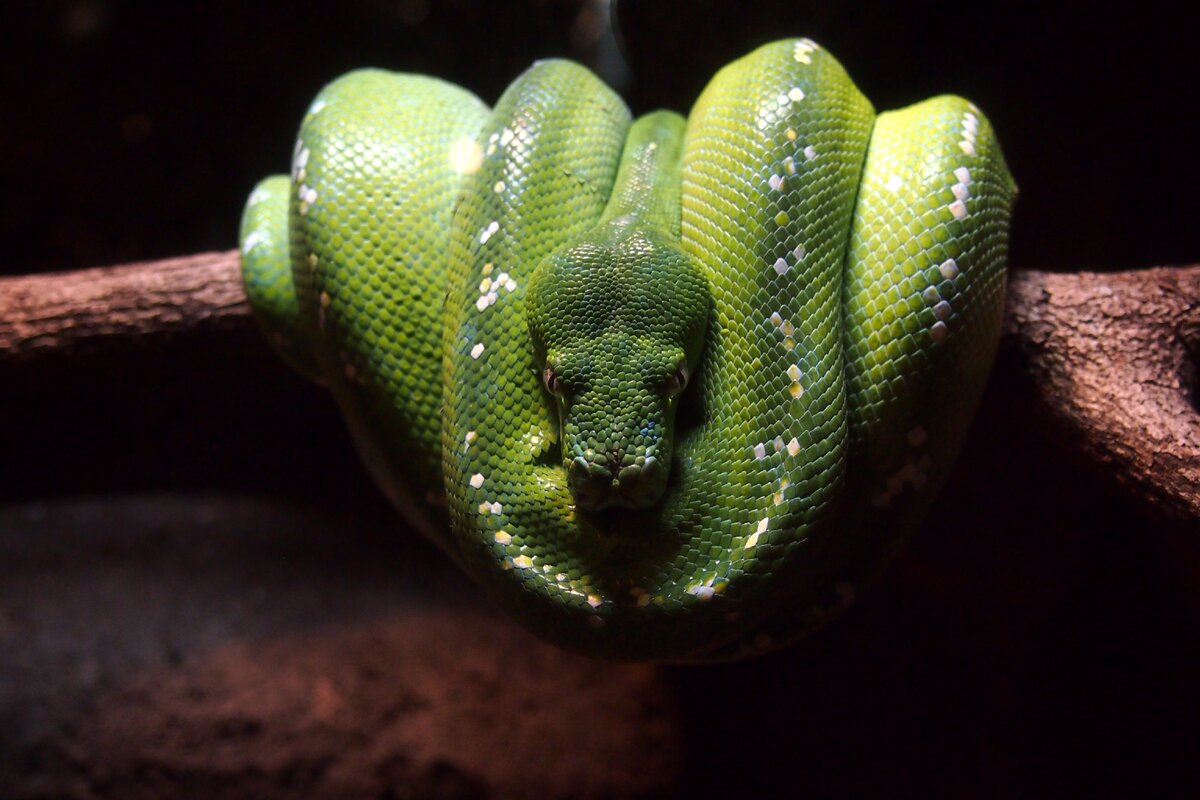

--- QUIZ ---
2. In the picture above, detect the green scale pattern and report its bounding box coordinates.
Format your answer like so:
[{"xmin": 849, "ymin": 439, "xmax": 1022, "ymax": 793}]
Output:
[{"xmin": 239, "ymin": 39, "xmax": 1015, "ymax": 661}]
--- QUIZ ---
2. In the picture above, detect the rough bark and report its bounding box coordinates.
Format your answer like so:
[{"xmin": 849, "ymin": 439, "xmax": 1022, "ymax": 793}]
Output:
[
  {"xmin": 0, "ymin": 251, "xmax": 256, "ymax": 360},
  {"xmin": 3, "ymin": 252, "xmax": 1197, "ymax": 523},
  {"xmin": 1003, "ymin": 267, "xmax": 1199, "ymax": 522}
]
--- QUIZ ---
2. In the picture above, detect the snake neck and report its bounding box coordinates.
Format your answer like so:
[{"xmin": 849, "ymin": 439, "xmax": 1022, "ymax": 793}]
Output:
[{"xmin": 596, "ymin": 110, "xmax": 686, "ymax": 237}]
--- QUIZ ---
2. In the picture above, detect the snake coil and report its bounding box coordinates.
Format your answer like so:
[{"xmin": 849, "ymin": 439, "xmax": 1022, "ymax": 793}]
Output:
[{"xmin": 240, "ymin": 39, "xmax": 1015, "ymax": 661}]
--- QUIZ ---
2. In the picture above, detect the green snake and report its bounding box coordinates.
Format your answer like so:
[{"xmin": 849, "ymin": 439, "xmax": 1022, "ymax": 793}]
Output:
[{"xmin": 239, "ymin": 39, "xmax": 1015, "ymax": 661}]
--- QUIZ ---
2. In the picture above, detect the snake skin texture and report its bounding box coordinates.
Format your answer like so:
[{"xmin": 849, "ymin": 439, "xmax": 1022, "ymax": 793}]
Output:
[{"xmin": 239, "ymin": 39, "xmax": 1015, "ymax": 661}]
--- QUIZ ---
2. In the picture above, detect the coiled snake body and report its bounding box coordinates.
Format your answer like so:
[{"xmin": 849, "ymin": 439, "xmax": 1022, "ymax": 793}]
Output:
[{"xmin": 240, "ymin": 39, "xmax": 1015, "ymax": 661}]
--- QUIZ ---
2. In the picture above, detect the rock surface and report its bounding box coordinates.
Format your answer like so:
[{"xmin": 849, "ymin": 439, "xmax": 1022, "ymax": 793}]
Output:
[{"xmin": 0, "ymin": 497, "xmax": 682, "ymax": 799}]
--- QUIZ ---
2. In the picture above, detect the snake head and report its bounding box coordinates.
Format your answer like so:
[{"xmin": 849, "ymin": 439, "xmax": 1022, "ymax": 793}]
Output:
[{"xmin": 526, "ymin": 220, "xmax": 709, "ymax": 513}]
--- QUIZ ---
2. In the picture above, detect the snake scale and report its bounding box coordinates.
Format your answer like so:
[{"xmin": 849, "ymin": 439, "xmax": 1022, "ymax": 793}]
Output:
[{"xmin": 239, "ymin": 39, "xmax": 1015, "ymax": 661}]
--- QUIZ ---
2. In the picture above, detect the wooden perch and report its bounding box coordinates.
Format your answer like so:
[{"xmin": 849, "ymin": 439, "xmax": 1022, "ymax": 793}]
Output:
[
  {"xmin": 2, "ymin": 253, "xmax": 1197, "ymax": 522},
  {"xmin": 0, "ymin": 252, "xmax": 257, "ymax": 359},
  {"xmin": 1004, "ymin": 267, "xmax": 1199, "ymax": 523}
]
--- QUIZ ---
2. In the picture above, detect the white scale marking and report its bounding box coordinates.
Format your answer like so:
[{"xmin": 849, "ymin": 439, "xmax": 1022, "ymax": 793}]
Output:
[
  {"xmin": 793, "ymin": 39, "xmax": 817, "ymax": 64},
  {"xmin": 958, "ymin": 110, "xmax": 979, "ymax": 157},
  {"xmin": 241, "ymin": 230, "xmax": 266, "ymax": 255},
  {"xmin": 297, "ymin": 184, "xmax": 317, "ymax": 215},
  {"xmin": 750, "ymin": 433, "xmax": 798, "ymax": 467},
  {"xmin": 925, "ymin": 275, "xmax": 953, "ymax": 334},
  {"xmin": 292, "ymin": 146, "xmax": 309, "ymax": 178},
  {"xmin": 448, "ymin": 137, "xmax": 484, "ymax": 175}
]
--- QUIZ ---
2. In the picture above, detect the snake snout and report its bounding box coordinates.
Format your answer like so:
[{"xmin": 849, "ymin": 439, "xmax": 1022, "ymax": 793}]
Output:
[{"xmin": 567, "ymin": 452, "xmax": 666, "ymax": 512}]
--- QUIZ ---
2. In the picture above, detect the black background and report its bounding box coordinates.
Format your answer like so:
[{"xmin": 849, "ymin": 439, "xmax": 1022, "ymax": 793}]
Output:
[
  {"xmin": 2, "ymin": 0, "xmax": 1197, "ymax": 276},
  {"xmin": 2, "ymin": 2, "xmax": 1198, "ymax": 797}
]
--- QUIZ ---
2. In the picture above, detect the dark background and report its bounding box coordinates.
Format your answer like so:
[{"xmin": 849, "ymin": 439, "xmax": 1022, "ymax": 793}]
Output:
[
  {"xmin": 2, "ymin": 0, "xmax": 1197, "ymax": 277},
  {"xmin": 2, "ymin": 2, "xmax": 1198, "ymax": 798}
]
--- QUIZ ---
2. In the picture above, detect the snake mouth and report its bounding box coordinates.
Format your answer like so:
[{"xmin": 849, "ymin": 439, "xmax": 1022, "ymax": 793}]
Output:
[{"xmin": 569, "ymin": 456, "xmax": 666, "ymax": 512}]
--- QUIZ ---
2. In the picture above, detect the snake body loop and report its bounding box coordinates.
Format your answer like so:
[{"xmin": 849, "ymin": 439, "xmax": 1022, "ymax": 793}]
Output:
[{"xmin": 239, "ymin": 39, "xmax": 1015, "ymax": 661}]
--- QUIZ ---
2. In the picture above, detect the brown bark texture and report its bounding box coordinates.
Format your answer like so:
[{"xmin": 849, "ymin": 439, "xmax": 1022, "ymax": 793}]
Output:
[
  {"xmin": 2, "ymin": 251, "xmax": 1197, "ymax": 523},
  {"xmin": 1003, "ymin": 266, "xmax": 1199, "ymax": 522},
  {"xmin": 0, "ymin": 251, "xmax": 256, "ymax": 361}
]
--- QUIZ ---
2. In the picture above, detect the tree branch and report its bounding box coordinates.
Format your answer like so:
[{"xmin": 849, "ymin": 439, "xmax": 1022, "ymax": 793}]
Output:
[
  {"xmin": 3, "ymin": 253, "xmax": 1197, "ymax": 521},
  {"xmin": 1003, "ymin": 266, "xmax": 1200, "ymax": 522},
  {"xmin": 0, "ymin": 251, "xmax": 254, "ymax": 360}
]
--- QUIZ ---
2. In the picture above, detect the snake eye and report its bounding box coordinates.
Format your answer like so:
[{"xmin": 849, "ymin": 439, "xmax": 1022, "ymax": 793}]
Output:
[
  {"xmin": 664, "ymin": 363, "xmax": 689, "ymax": 397},
  {"xmin": 543, "ymin": 365, "xmax": 564, "ymax": 398}
]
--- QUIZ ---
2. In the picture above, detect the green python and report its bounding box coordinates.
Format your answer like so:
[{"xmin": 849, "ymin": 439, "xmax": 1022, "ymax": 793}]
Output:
[{"xmin": 239, "ymin": 39, "xmax": 1015, "ymax": 661}]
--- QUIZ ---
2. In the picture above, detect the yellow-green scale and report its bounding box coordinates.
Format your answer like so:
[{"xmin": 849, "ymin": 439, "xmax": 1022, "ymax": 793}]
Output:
[
  {"xmin": 291, "ymin": 71, "xmax": 490, "ymax": 539},
  {"xmin": 670, "ymin": 40, "xmax": 875, "ymax": 656}
]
